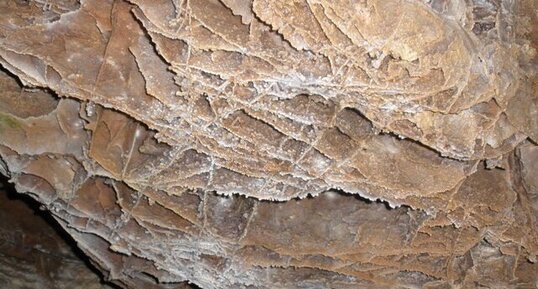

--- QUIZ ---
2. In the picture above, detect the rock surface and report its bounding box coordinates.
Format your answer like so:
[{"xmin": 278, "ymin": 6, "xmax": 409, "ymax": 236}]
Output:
[{"xmin": 0, "ymin": 0, "xmax": 537, "ymax": 288}]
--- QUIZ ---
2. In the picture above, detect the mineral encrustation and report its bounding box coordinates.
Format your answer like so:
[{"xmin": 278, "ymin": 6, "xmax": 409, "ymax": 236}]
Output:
[{"xmin": 0, "ymin": 0, "xmax": 537, "ymax": 288}]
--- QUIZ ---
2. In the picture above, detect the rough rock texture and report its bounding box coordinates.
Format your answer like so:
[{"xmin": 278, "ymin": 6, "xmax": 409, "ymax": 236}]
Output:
[{"xmin": 0, "ymin": 0, "xmax": 537, "ymax": 288}]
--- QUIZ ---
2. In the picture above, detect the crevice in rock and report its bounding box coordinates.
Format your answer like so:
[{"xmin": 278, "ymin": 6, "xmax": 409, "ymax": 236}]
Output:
[{"xmin": 0, "ymin": 175, "xmax": 121, "ymax": 289}]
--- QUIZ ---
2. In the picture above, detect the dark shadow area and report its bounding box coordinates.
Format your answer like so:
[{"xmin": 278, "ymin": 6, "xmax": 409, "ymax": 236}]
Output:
[
  {"xmin": 0, "ymin": 174, "xmax": 123, "ymax": 289},
  {"xmin": 332, "ymin": 188, "xmax": 398, "ymax": 210}
]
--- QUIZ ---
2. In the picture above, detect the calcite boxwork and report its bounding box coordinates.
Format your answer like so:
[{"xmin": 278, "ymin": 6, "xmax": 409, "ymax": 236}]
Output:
[{"xmin": 0, "ymin": 0, "xmax": 537, "ymax": 288}]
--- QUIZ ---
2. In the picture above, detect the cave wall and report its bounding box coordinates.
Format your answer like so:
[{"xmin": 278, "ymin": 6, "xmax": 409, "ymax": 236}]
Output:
[{"xmin": 0, "ymin": 0, "xmax": 537, "ymax": 288}]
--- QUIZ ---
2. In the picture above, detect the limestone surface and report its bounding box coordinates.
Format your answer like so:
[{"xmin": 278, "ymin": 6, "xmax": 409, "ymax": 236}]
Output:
[{"xmin": 0, "ymin": 0, "xmax": 537, "ymax": 288}]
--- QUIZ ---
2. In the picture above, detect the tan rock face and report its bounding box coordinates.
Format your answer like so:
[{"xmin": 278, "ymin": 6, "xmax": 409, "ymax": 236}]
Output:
[{"xmin": 0, "ymin": 0, "xmax": 537, "ymax": 288}]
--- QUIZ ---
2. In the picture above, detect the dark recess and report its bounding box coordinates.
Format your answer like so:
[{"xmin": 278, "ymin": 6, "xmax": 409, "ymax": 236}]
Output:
[{"xmin": 0, "ymin": 174, "xmax": 122, "ymax": 289}]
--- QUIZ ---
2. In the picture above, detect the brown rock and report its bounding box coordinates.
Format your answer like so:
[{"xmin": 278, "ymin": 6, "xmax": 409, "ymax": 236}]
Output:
[{"xmin": 0, "ymin": 0, "xmax": 537, "ymax": 288}]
